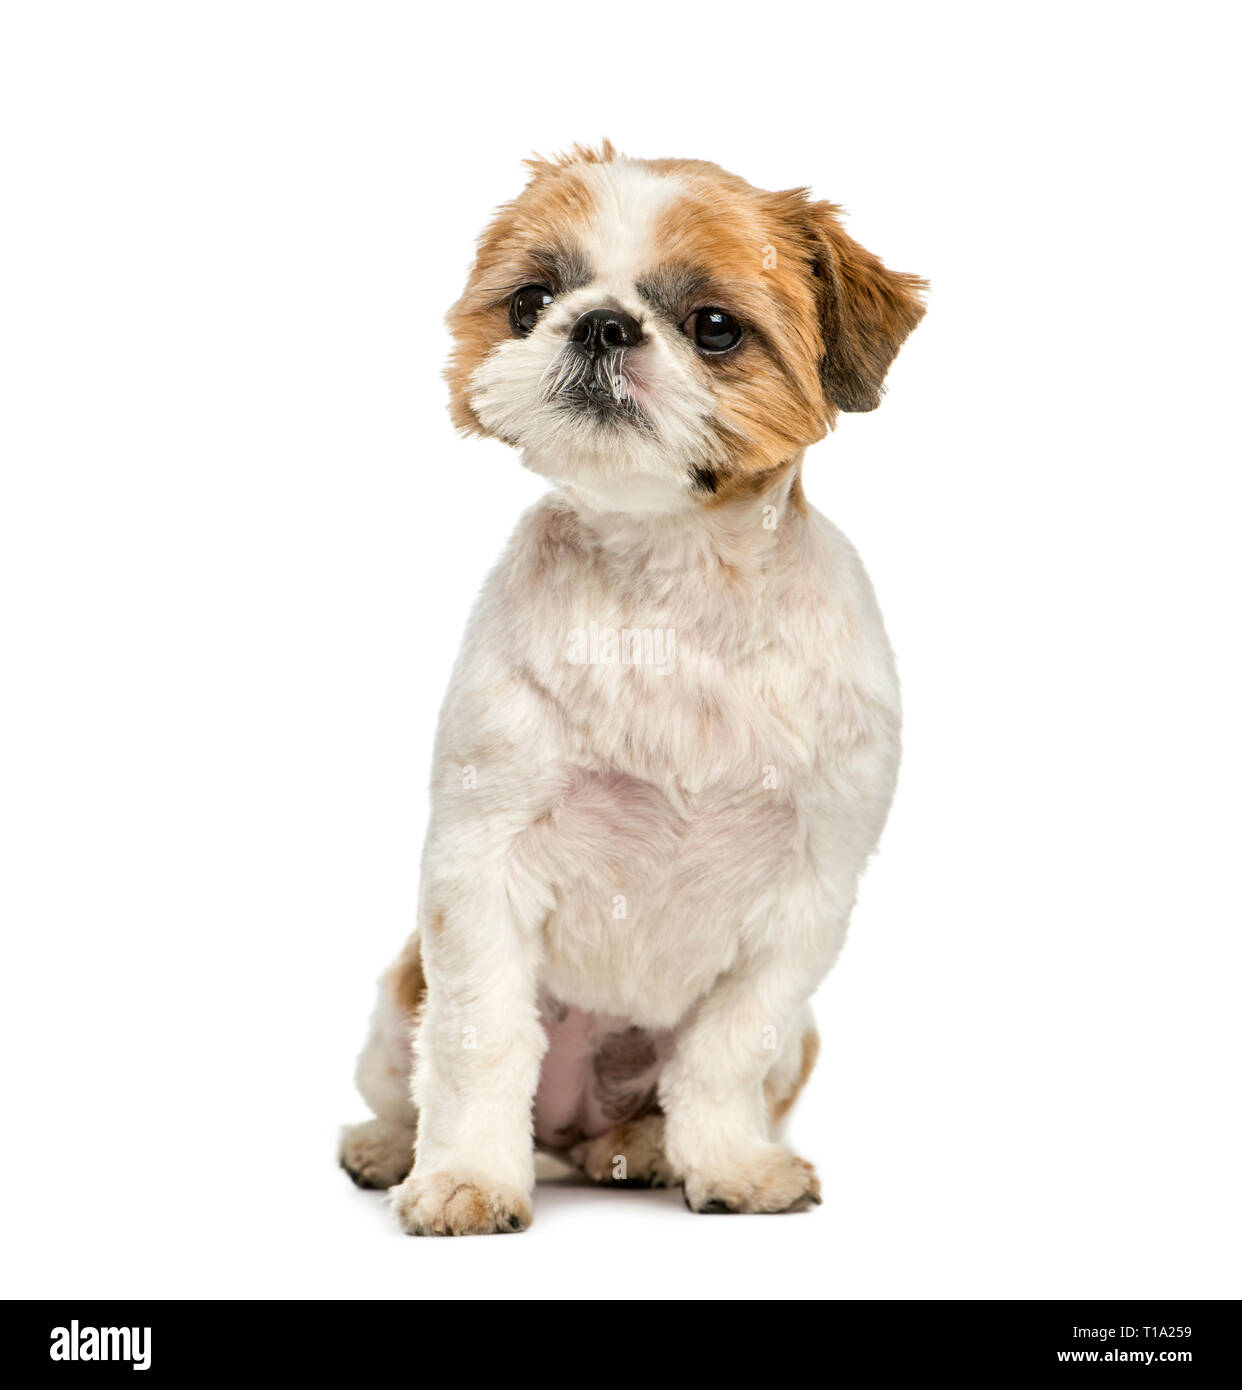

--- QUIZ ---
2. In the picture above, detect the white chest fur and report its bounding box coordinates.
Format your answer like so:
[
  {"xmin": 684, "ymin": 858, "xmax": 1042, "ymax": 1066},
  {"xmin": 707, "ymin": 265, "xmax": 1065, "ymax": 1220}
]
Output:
[{"xmin": 423, "ymin": 478, "xmax": 901, "ymax": 1029}]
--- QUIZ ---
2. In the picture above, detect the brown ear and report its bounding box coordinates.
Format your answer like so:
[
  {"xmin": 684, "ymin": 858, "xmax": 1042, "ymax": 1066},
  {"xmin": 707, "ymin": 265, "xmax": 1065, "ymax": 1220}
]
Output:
[{"xmin": 802, "ymin": 201, "xmax": 927, "ymax": 413}]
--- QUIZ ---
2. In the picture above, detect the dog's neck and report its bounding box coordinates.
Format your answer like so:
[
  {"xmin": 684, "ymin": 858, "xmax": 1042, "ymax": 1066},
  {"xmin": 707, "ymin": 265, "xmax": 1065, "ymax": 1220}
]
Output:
[{"xmin": 555, "ymin": 455, "xmax": 807, "ymax": 581}]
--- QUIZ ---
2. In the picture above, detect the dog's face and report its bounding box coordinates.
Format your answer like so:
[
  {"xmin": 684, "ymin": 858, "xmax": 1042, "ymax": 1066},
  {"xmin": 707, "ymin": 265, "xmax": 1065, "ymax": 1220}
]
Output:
[{"xmin": 446, "ymin": 144, "xmax": 925, "ymax": 511}]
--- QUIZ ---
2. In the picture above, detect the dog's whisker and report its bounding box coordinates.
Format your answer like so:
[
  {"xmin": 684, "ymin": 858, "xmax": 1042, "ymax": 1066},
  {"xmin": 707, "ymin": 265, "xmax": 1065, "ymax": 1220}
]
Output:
[
  {"xmin": 539, "ymin": 349, "xmax": 589, "ymax": 402},
  {"xmin": 593, "ymin": 349, "xmax": 627, "ymax": 402}
]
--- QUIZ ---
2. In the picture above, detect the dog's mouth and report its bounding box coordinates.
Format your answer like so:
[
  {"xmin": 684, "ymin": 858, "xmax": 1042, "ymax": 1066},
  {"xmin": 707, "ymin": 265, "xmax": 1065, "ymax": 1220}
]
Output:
[{"xmin": 539, "ymin": 347, "xmax": 649, "ymax": 427}]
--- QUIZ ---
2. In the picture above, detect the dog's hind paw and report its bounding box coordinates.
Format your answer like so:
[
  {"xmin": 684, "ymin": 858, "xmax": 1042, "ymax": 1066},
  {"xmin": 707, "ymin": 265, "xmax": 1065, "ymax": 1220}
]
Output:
[{"xmin": 339, "ymin": 1118, "xmax": 416, "ymax": 1190}]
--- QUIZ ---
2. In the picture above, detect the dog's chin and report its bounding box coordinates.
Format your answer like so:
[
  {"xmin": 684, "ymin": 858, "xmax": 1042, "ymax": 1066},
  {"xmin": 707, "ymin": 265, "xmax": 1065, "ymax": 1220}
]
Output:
[
  {"xmin": 469, "ymin": 333, "xmax": 725, "ymax": 514},
  {"xmin": 507, "ymin": 397, "xmax": 694, "ymax": 514}
]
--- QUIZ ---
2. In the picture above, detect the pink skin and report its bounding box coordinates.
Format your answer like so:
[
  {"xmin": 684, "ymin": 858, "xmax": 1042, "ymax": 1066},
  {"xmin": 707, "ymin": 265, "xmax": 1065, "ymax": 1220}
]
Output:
[
  {"xmin": 533, "ymin": 1008, "xmax": 600, "ymax": 1146},
  {"xmin": 533, "ymin": 1007, "xmax": 666, "ymax": 1148},
  {"xmin": 622, "ymin": 351, "xmax": 652, "ymax": 407}
]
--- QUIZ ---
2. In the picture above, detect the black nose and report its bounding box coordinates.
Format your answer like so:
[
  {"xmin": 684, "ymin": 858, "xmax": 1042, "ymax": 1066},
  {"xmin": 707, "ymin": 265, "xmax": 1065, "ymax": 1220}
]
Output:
[{"xmin": 568, "ymin": 308, "xmax": 642, "ymax": 354}]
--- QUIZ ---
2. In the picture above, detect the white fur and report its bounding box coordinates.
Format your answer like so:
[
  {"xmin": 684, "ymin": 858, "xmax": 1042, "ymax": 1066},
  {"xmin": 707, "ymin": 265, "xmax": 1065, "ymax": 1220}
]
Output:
[
  {"xmin": 380, "ymin": 159, "xmax": 902, "ymax": 1232},
  {"xmin": 387, "ymin": 473, "xmax": 900, "ymax": 1230}
]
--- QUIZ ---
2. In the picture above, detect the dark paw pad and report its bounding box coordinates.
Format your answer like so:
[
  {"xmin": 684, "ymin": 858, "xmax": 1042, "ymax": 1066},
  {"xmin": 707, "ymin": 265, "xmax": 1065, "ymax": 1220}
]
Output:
[
  {"xmin": 683, "ymin": 1189, "xmax": 732, "ymax": 1214},
  {"xmin": 341, "ymin": 1160, "xmax": 385, "ymax": 1190}
]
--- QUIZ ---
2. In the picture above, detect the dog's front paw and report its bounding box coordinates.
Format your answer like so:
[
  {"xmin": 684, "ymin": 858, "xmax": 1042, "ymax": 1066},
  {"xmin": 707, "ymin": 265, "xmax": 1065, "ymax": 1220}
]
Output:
[
  {"xmin": 389, "ymin": 1170, "xmax": 533, "ymax": 1236},
  {"xmin": 682, "ymin": 1146, "xmax": 822, "ymax": 1214}
]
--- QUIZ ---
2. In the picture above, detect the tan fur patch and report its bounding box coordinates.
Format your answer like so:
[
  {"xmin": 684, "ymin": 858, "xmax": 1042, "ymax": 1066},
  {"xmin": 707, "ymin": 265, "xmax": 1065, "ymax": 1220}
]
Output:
[
  {"xmin": 570, "ymin": 1112, "xmax": 675, "ymax": 1188},
  {"xmin": 648, "ymin": 178, "xmax": 829, "ymax": 484},
  {"xmin": 443, "ymin": 1182, "xmax": 494, "ymax": 1230},
  {"xmin": 766, "ymin": 1026, "xmax": 820, "ymax": 1125},
  {"xmin": 388, "ymin": 932, "xmax": 427, "ymax": 1019},
  {"xmin": 444, "ymin": 153, "xmax": 606, "ymax": 435}
]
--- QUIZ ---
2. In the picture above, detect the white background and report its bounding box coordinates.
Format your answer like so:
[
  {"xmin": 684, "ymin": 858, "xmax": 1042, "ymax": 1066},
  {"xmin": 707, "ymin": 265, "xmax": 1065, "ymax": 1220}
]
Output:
[{"xmin": 2, "ymin": 1, "xmax": 1238, "ymax": 1300}]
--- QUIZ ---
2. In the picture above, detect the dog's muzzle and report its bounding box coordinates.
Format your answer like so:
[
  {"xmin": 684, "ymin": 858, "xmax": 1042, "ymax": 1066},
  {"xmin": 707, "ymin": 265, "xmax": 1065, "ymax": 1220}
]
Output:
[{"xmin": 540, "ymin": 308, "xmax": 646, "ymax": 414}]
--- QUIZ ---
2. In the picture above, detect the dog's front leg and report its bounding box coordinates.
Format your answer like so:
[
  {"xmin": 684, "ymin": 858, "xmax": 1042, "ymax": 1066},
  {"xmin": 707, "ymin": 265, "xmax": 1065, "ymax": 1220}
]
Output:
[
  {"xmin": 661, "ymin": 944, "xmax": 835, "ymax": 1214},
  {"xmin": 390, "ymin": 873, "xmax": 547, "ymax": 1236}
]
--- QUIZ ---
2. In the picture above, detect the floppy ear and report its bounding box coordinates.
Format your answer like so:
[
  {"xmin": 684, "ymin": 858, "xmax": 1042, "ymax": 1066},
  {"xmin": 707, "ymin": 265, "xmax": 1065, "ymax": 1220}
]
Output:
[{"xmin": 801, "ymin": 201, "xmax": 927, "ymax": 413}]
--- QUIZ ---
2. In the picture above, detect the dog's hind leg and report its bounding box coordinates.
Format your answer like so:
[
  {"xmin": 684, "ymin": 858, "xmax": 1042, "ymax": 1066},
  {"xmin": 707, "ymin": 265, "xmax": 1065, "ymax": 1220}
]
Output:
[
  {"xmin": 339, "ymin": 933, "xmax": 423, "ymax": 1189},
  {"xmin": 569, "ymin": 1111, "xmax": 676, "ymax": 1188},
  {"xmin": 568, "ymin": 1013, "xmax": 819, "ymax": 1189}
]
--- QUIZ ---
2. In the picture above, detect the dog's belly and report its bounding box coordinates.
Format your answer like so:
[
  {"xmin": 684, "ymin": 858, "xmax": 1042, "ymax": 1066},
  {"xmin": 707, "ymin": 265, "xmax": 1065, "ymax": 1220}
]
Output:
[
  {"xmin": 532, "ymin": 1006, "xmax": 670, "ymax": 1149},
  {"xmin": 533, "ymin": 769, "xmax": 808, "ymax": 1030}
]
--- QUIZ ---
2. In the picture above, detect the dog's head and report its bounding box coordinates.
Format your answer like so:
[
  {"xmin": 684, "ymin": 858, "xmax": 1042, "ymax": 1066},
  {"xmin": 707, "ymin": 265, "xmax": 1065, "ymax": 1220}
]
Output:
[{"xmin": 446, "ymin": 143, "xmax": 926, "ymax": 511}]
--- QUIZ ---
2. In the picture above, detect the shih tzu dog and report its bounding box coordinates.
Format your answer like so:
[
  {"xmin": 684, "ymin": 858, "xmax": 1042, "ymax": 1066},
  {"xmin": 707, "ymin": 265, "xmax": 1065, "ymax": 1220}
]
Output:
[{"xmin": 340, "ymin": 143, "xmax": 925, "ymax": 1234}]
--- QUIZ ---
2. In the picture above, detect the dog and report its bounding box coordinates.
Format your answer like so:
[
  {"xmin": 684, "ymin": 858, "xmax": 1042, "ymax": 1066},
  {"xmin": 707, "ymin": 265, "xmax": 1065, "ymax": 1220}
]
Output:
[{"xmin": 340, "ymin": 143, "xmax": 925, "ymax": 1234}]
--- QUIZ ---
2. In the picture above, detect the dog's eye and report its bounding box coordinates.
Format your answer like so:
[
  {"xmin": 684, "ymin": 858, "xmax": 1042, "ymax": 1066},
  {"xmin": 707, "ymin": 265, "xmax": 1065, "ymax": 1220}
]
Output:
[
  {"xmin": 510, "ymin": 284, "xmax": 555, "ymax": 335},
  {"xmin": 684, "ymin": 308, "xmax": 743, "ymax": 354}
]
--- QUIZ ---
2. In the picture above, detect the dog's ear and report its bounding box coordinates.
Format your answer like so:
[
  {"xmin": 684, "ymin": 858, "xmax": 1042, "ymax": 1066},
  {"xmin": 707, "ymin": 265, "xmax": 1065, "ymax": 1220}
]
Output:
[{"xmin": 799, "ymin": 201, "xmax": 927, "ymax": 414}]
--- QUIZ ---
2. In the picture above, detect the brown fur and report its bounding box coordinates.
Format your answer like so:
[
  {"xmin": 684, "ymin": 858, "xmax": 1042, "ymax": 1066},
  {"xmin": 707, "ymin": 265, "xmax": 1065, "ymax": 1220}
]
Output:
[
  {"xmin": 794, "ymin": 200, "xmax": 928, "ymax": 413},
  {"xmin": 441, "ymin": 1183, "xmax": 496, "ymax": 1230},
  {"xmin": 388, "ymin": 932, "xmax": 427, "ymax": 1018},
  {"xmin": 766, "ymin": 1027, "xmax": 821, "ymax": 1125},
  {"xmin": 648, "ymin": 180, "xmax": 828, "ymax": 484},
  {"xmin": 444, "ymin": 155, "xmax": 604, "ymax": 435},
  {"xmin": 592, "ymin": 1027, "xmax": 660, "ymax": 1122},
  {"xmin": 570, "ymin": 1112, "xmax": 676, "ymax": 1188}
]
